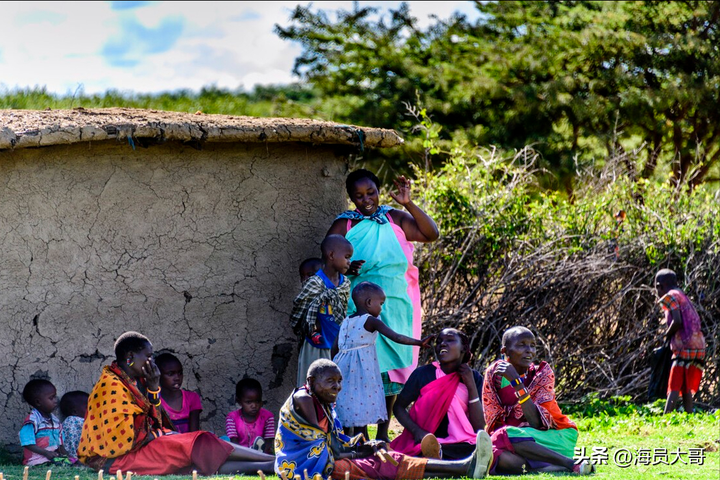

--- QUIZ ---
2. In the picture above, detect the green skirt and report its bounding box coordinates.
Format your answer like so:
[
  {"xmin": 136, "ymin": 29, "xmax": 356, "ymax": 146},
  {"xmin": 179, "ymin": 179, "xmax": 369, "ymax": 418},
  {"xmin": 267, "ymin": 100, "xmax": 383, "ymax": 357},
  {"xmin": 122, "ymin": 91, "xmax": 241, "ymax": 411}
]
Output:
[{"xmin": 505, "ymin": 426, "xmax": 578, "ymax": 458}]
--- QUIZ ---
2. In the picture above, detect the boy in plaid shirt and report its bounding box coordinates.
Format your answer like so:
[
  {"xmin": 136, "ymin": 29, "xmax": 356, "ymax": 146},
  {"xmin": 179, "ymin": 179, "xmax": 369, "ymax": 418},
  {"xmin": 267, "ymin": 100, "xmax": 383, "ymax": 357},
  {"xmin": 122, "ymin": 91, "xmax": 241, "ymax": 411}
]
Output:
[
  {"xmin": 654, "ymin": 269, "xmax": 706, "ymax": 414},
  {"xmin": 291, "ymin": 235, "xmax": 353, "ymax": 387}
]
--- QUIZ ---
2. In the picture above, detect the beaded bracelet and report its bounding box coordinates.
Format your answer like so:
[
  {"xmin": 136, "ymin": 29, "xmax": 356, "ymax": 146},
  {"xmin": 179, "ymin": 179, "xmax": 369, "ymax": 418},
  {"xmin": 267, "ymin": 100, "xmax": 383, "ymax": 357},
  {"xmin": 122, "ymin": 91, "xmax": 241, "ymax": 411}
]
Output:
[
  {"xmin": 510, "ymin": 377, "xmax": 523, "ymax": 388},
  {"xmin": 517, "ymin": 394, "xmax": 531, "ymax": 405},
  {"xmin": 514, "ymin": 387, "xmax": 529, "ymax": 399},
  {"xmin": 468, "ymin": 397, "xmax": 480, "ymax": 404},
  {"xmin": 147, "ymin": 387, "xmax": 161, "ymax": 395}
]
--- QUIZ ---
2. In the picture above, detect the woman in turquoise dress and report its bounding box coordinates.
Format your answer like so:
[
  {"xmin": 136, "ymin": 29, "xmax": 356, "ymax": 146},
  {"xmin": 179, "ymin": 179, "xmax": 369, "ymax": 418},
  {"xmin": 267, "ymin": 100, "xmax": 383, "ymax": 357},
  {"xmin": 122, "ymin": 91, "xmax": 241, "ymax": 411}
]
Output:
[{"xmin": 326, "ymin": 169, "xmax": 439, "ymax": 441}]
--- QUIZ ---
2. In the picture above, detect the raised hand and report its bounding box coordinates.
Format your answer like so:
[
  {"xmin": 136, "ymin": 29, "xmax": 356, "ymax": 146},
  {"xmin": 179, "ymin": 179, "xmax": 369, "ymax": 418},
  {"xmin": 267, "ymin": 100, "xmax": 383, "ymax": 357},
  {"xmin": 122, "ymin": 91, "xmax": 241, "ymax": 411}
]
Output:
[
  {"xmin": 495, "ymin": 360, "xmax": 520, "ymax": 383},
  {"xmin": 142, "ymin": 357, "xmax": 162, "ymax": 391},
  {"xmin": 389, "ymin": 175, "xmax": 412, "ymax": 206}
]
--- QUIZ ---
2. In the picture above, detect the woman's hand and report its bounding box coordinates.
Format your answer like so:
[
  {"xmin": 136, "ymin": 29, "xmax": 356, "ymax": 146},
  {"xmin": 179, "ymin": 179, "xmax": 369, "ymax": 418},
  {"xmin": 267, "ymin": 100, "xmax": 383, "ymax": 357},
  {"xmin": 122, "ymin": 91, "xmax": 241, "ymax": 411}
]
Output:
[
  {"xmin": 389, "ymin": 175, "xmax": 413, "ymax": 206},
  {"xmin": 142, "ymin": 357, "xmax": 162, "ymax": 391},
  {"xmin": 495, "ymin": 361, "xmax": 520, "ymax": 382},
  {"xmin": 356, "ymin": 439, "xmax": 388, "ymax": 458},
  {"xmin": 458, "ymin": 363, "xmax": 476, "ymax": 387},
  {"xmin": 346, "ymin": 259, "xmax": 366, "ymax": 276}
]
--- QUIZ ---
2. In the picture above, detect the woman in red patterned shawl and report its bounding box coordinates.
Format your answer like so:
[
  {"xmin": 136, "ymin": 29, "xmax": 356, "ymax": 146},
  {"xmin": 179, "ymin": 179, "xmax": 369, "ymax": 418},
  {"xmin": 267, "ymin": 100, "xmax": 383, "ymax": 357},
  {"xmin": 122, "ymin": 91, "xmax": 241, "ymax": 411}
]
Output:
[
  {"xmin": 482, "ymin": 327, "xmax": 592, "ymax": 475},
  {"xmin": 78, "ymin": 331, "xmax": 274, "ymax": 475}
]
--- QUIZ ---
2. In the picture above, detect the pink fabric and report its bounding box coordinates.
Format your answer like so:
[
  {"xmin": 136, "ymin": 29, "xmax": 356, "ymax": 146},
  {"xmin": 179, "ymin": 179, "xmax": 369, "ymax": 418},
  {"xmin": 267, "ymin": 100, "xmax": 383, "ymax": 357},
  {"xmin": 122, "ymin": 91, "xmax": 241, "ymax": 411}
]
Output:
[
  {"xmin": 434, "ymin": 363, "xmax": 477, "ymax": 444},
  {"xmin": 661, "ymin": 289, "xmax": 706, "ymax": 354},
  {"xmin": 389, "ymin": 367, "xmax": 461, "ymax": 456},
  {"xmin": 160, "ymin": 390, "xmax": 203, "ymax": 434},
  {"xmin": 225, "ymin": 408, "xmax": 274, "ymax": 447},
  {"xmin": 386, "ymin": 215, "xmax": 421, "ymax": 384}
]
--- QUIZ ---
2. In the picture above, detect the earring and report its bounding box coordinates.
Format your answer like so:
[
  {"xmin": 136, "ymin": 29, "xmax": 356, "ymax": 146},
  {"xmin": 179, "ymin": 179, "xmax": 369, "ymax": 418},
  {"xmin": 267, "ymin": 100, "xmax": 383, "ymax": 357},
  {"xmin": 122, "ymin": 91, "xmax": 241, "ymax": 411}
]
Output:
[{"xmin": 127, "ymin": 358, "xmax": 135, "ymax": 367}]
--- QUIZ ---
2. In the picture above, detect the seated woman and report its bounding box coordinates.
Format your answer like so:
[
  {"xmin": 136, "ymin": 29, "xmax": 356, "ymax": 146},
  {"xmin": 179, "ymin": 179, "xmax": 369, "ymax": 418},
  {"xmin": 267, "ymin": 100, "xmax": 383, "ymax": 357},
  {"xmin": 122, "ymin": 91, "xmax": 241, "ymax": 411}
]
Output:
[
  {"xmin": 77, "ymin": 331, "xmax": 275, "ymax": 476},
  {"xmin": 482, "ymin": 326, "xmax": 592, "ymax": 475},
  {"xmin": 390, "ymin": 328, "xmax": 485, "ymax": 460},
  {"xmin": 275, "ymin": 359, "xmax": 493, "ymax": 480}
]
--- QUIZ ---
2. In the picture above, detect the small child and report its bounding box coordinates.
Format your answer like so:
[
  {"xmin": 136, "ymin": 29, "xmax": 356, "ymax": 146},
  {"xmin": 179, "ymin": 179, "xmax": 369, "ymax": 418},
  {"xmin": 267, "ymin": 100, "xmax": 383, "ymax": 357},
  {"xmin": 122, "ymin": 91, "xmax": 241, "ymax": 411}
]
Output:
[
  {"xmin": 19, "ymin": 379, "xmax": 69, "ymax": 466},
  {"xmin": 331, "ymin": 281, "xmax": 431, "ymax": 438},
  {"xmin": 156, "ymin": 352, "xmax": 203, "ymax": 432},
  {"xmin": 225, "ymin": 378, "xmax": 275, "ymax": 454},
  {"xmin": 290, "ymin": 235, "xmax": 353, "ymax": 387},
  {"xmin": 655, "ymin": 269, "xmax": 706, "ymax": 414},
  {"xmin": 298, "ymin": 257, "xmax": 322, "ymax": 284},
  {"xmin": 59, "ymin": 390, "xmax": 88, "ymax": 462}
]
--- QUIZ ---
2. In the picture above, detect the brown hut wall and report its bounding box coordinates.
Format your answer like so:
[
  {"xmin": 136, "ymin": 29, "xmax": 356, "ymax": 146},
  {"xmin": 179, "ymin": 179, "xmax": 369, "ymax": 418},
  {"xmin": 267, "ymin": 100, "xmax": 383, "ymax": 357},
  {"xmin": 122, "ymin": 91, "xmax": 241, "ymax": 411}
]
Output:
[{"xmin": 0, "ymin": 141, "xmax": 347, "ymax": 449}]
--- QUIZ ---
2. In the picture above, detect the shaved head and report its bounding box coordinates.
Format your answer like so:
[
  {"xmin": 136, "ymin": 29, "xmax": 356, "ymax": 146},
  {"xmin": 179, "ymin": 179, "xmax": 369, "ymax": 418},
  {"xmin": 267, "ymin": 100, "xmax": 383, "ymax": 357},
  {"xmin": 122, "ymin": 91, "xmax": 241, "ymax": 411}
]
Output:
[
  {"xmin": 655, "ymin": 269, "xmax": 677, "ymax": 288},
  {"xmin": 321, "ymin": 234, "xmax": 353, "ymax": 260},
  {"xmin": 502, "ymin": 326, "xmax": 534, "ymax": 348},
  {"xmin": 351, "ymin": 281, "xmax": 384, "ymax": 306}
]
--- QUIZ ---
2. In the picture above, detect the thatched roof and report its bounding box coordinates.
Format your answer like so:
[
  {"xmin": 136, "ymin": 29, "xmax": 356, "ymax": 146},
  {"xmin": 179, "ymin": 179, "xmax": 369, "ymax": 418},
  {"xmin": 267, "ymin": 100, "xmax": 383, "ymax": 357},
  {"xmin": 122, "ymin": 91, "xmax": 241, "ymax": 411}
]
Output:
[{"xmin": 0, "ymin": 108, "xmax": 404, "ymax": 151}]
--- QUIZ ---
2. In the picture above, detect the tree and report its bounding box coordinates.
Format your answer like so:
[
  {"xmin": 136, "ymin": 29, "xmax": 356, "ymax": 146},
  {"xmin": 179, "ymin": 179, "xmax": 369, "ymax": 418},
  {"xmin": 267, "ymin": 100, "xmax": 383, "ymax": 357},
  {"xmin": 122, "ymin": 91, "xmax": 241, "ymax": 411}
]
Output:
[{"xmin": 276, "ymin": 1, "xmax": 720, "ymax": 190}]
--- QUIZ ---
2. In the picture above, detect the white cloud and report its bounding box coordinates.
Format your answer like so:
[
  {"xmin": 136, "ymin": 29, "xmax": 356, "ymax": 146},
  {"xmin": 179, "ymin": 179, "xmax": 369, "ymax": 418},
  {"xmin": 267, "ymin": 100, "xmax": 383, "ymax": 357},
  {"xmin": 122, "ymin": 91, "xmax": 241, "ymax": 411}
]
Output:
[{"xmin": 0, "ymin": 1, "xmax": 479, "ymax": 95}]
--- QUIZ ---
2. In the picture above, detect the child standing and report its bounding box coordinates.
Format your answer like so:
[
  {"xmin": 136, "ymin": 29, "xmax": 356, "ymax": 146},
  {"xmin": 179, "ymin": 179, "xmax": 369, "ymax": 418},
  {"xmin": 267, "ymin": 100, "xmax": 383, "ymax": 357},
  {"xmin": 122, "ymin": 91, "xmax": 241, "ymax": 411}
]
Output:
[
  {"xmin": 226, "ymin": 378, "xmax": 275, "ymax": 454},
  {"xmin": 19, "ymin": 379, "xmax": 69, "ymax": 466},
  {"xmin": 59, "ymin": 390, "xmax": 88, "ymax": 462},
  {"xmin": 291, "ymin": 235, "xmax": 353, "ymax": 387},
  {"xmin": 332, "ymin": 282, "xmax": 431, "ymax": 438},
  {"xmin": 655, "ymin": 269, "xmax": 706, "ymax": 414},
  {"xmin": 156, "ymin": 352, "xmax": 203, "ymax": 432}
]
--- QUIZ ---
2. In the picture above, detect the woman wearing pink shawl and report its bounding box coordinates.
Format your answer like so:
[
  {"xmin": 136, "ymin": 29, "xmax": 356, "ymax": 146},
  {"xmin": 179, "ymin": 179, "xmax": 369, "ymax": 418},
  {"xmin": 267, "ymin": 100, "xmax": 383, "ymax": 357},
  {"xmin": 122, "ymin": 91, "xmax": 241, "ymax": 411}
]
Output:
[{"xmin": 391, "ymin": 329, "xmax": 490, "ymax": 462}]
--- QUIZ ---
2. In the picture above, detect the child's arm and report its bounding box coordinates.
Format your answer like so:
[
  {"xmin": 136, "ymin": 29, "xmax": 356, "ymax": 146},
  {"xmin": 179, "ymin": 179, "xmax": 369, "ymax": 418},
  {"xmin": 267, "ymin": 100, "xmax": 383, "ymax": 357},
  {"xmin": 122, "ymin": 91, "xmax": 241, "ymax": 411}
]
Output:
[
  {"xmin": 225, "ymin": 414, "xmax": 240, "ymax": 444},
  {"xmin": 331, "ymin": 334, "xmax": 339, "ymax": 359},
  {"xmin": 363, "ymin": 316, "xmax": 432, "ymax": 348},
  {"xmin": 23, "ymin": 445, "xmax": 62, "ymax": 460},
  {"xmin": 188, "ymin": 410, "xmax": 201, "ymax": 432},
  {"xmin": 263, "ymin": 413, "xmax": 276, "ymax": 454},
  {"xmin": 665, "ymin": 308, "xmax": 683, "ymax": 341}
]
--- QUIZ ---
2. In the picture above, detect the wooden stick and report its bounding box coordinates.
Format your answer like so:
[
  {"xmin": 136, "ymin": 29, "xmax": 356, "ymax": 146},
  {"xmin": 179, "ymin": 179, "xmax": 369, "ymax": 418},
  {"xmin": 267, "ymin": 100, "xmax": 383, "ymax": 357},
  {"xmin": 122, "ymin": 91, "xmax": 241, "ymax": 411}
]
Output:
[
  {"xmin": 257, "ymin": 471, "xmax": 266, "ymax": 480},
  {"xmin": 23, "ymin": 467, "xmax": 29, "ymax": 480},
  {"xmin": 115, "ymin": 469, "xmax": 122, "ymax": 480},
  {"xmin": 313, "ymin": 475, "xmax": 322, "ymax": 480},
  {"xmin": 279, "ymin": 471, "xmax": 288, "ymax": 480},
  {"xmin": 97, "ymin": 469, "xmax": 103, "ymax": 480},
  {"xmin": 75, "ymin": 476, "xmax": 80, "ymax": 480},
  {"xmin": 45, "ymin": 470, "xmax": 52, "ymax": 480},
  {"xmin": 345, "ymin": 472, "xmax": 350, "ymax": 480},
  {"xmin": 294, "ymin": 475, "xmax": 301, "ymax": 480},
  {"xmin": 192, "ymin": 471, "xmax": 198, "ymax": 480},
  {"xmin": 1, "ymin": 471, "xmax": 5, "ymax": 480},
  {"xmin": 378, "ymin": 449, "xmax": 398, "ymax": 466},
  {"xmin": 303, "ymin": 470, "xmax": 310, "ymax": 480},
  {"xmin": 125, "ymin": 472, "xmax": 132, "ymax": 480}
]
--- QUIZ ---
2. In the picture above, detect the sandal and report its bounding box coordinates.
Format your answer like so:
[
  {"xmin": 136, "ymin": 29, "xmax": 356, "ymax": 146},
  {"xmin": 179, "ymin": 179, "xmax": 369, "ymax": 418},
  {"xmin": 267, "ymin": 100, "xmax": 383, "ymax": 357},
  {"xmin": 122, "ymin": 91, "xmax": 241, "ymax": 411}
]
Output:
[
  {"xmin": 467, "ymin": 430, "xmax": 493, "ymax": 479},
  {"xmin": 420, "ymin": 433, "xmax": 441, "ymax": 459}
]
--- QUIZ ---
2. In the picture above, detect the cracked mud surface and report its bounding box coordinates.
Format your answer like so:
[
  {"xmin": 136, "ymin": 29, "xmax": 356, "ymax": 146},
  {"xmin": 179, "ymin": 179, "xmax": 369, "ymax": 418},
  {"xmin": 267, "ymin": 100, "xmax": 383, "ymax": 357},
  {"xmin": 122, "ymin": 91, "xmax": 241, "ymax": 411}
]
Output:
[{"xmin": 0, "ymin": 140, "xmax": 348, "ymax": 448}]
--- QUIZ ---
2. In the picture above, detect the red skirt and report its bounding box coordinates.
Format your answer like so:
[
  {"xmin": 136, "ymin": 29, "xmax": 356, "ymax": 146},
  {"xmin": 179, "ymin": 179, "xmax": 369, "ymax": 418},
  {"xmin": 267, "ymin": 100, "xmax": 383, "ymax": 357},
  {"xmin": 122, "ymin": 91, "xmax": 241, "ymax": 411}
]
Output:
[{"xmin": 109, "ymin": 431, "xmax": 233, "ymax": 476}]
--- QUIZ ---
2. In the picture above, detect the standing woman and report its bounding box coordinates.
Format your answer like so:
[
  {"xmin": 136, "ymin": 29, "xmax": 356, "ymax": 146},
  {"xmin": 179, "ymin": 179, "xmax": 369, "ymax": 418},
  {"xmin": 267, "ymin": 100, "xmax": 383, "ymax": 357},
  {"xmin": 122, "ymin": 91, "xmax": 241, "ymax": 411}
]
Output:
[{"xmin": 327, "ymin": 169, "xmax": 439, "ymax": 441}]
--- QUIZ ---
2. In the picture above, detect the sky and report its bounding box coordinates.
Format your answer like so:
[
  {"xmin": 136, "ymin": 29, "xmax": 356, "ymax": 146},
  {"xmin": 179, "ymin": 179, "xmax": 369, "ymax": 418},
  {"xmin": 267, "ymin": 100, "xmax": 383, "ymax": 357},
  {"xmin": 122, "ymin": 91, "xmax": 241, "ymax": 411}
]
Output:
[{"xmin": 0, "ymin": 1, "xmax": 480, "ymax": 95}]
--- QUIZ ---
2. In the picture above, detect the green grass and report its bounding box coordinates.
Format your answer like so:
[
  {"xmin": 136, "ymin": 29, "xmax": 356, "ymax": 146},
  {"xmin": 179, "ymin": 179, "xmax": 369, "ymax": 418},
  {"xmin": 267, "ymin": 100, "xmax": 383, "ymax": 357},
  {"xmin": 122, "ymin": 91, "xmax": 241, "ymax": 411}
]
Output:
[{"xmin": 1, "ymin": 410, "xmax": 717, "ymax": 480}]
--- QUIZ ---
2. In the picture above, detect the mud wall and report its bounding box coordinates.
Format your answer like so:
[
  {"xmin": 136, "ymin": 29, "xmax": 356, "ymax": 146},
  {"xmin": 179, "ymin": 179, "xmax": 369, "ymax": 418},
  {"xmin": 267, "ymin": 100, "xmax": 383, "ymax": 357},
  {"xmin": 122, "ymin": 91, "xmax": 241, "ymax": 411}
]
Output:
[{"xmin": 0, "ymin": 141, "xmax": 348, "ymax": 449}]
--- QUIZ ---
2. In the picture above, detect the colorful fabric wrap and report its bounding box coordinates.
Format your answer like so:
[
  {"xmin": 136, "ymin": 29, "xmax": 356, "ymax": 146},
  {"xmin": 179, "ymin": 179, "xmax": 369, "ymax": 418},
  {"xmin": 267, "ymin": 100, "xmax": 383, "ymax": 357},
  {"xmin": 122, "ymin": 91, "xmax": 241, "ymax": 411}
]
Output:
[
  {"xmin": 290, "ymin": 273, "xmax": 351, "ymax": 336},
  {"xmin": 339, "ymin": 206, "xmax": 422, "ymax": 385},
  {"xmin": 274, "ymin": 390, "xmax": 360, "ymax": 479},
  {"xmin": 336, "ymin": 205, "xmax": 394, "ymax": 225},
  {"xmin": 78, "ymin": 362, "xmax": 175, "ymax": 470}
]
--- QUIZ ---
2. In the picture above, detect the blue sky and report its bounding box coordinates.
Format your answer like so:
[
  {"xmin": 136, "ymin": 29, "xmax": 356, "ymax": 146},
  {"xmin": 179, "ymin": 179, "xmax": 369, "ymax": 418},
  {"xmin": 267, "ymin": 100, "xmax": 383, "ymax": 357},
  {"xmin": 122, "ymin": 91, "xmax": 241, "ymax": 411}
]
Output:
[{"xmin": 0, "ymin": 1, "xmax": 480, "ymax": 95}]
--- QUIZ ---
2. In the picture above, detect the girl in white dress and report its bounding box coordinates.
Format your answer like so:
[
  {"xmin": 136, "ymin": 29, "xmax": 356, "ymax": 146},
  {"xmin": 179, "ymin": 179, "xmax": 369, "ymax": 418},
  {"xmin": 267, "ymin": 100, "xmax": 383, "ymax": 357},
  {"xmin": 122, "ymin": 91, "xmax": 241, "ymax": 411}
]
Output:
[{"xmin": 332, "ymin": 282, "xmax": 431, "ymax": 439}]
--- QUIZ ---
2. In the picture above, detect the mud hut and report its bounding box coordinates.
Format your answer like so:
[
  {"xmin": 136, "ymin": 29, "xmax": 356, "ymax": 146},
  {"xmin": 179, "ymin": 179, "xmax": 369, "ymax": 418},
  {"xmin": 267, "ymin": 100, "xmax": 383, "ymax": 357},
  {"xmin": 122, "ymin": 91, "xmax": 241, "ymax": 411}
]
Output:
[{"xmin": 0, "ymin": 108, "xmax": 403, "ymax": 450}]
